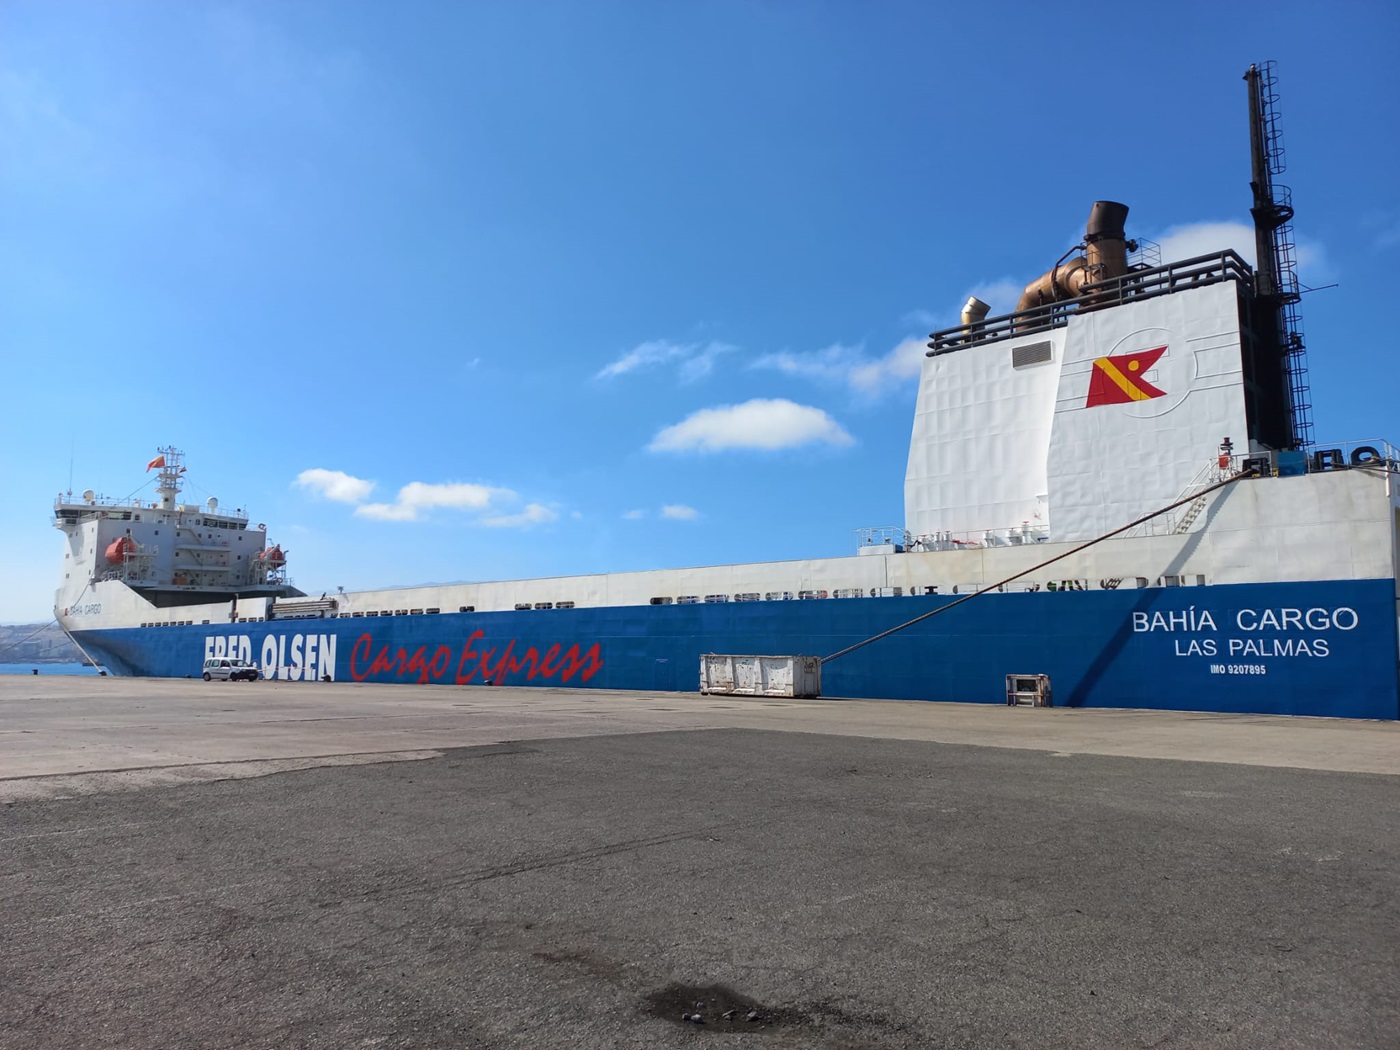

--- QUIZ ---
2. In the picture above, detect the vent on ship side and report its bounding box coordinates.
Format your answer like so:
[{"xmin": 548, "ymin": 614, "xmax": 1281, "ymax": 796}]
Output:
[{"xmin": 1012, "ymin": 341, "xmax": 1053, "ymax": 368}]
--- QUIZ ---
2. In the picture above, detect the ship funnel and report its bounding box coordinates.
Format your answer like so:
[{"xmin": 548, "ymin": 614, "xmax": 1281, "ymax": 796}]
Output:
[{"xmin": 1014, "ymin": 201, "xmax": 1131, "ymax": 314}]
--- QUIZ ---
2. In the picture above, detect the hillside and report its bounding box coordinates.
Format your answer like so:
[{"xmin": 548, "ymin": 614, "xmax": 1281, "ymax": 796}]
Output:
[{"xmin": 0, "ymin": 623, "xmax": 83, "ymax": 664}]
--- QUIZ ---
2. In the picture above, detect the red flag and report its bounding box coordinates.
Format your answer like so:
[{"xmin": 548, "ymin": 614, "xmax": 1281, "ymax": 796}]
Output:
[
  {"xmin": 146, "ymin": 455, "xmax": 166, "ymax": 472},
  {"xmin": 1085, "ymin": 346, "xmax": 1167, "ymax": 408}
]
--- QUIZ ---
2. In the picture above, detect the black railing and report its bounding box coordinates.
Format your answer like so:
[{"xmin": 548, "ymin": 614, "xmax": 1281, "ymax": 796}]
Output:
[{"xmin": 928, "ymin": 250, "xmax": 1254, "ymax": 356}]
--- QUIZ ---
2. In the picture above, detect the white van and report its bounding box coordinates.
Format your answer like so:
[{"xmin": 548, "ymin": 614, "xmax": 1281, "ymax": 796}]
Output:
[{"xmin": 202, "ymin": 658, "xmax": 259, "ymax": 681}]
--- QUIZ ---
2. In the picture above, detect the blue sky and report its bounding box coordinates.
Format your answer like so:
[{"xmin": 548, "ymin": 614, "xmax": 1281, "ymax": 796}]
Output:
[{"xmin": 2, "ymin": 1, "xmax": 1398, "ymax": 622}]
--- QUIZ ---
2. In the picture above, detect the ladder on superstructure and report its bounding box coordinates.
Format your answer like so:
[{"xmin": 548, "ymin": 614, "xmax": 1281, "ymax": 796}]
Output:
[{"xmin": 1247, "ymin": 61, "xmax": 1314, "ymax": 449}]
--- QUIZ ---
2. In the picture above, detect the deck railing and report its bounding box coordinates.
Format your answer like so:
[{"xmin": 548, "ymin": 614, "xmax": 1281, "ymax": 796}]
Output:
[{"xmin": 928, "ymin": 250, "xmax": 1253, "ymax": 355}]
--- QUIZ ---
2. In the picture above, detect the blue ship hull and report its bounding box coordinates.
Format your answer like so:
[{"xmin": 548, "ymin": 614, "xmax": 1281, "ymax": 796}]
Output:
[{"xmin": 74, "ymin": 577, "xmax": 1399, "ymax": 720}]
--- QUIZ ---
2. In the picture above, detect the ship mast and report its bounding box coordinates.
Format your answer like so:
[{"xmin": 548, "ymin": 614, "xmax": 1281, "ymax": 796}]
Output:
[
  {"xmin": 1244, "ymin": 61, "xmax": 1314, "ymax": 450},
  {"xmin": 154, "ymin": 446, "xmax": 185, "ymax": 510}
]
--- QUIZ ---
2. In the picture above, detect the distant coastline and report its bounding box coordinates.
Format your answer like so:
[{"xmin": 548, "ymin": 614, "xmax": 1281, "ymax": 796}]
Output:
[{"xmin": 0, "ymin": 622, "xmax": 84, "ymax": 665}]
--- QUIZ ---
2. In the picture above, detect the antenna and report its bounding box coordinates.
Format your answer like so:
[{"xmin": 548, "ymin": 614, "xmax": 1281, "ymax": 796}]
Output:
[{"xmin": 153, "ymin": 446, "xmax": 186, "ymax": 510}]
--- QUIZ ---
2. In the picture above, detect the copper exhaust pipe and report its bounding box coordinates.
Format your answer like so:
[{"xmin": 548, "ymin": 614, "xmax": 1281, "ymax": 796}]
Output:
[
  {"xmin": 1084, "ymin": 200, "xmax": 1130, "ymax": 282},
  {"xmin": 1014, "ymin": 201, "xmax": 1130, "ymax": 314},
  {"xmin": 1015, "ymin": 256, "xmax": 1090, "ymax": 313}
]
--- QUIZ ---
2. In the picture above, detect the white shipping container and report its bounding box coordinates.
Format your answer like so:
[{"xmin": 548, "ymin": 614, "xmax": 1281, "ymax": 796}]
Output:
[{"xmin": 699, "ymin": 654, "xmax": 822, "ymax": 698}]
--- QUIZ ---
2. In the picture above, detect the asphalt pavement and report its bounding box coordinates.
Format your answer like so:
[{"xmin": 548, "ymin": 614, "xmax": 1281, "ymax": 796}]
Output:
[{"xmin": 2, "ymin": 679, "xmax": 1398, "ymax": 1048}]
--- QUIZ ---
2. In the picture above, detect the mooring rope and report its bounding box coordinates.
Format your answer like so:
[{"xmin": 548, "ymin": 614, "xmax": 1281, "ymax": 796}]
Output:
[{"xmin": 822, "ymin": 468, "xmax": 1256, "ymax": 664}]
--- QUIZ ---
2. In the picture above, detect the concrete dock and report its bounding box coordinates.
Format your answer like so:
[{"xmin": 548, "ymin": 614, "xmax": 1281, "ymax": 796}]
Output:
[{"xmin": 3, "ymin": 677, "xmax": 1398, "ymax": 1047}]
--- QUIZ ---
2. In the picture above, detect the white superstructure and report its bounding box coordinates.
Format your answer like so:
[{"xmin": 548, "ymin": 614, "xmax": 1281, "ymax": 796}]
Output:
[
  {"xmin": 54, "ymin": 448, "xmax": 298, "ymax": 629},
  {"xmin": 906, "ymin": 256, "xmax": 1256, "ymax": 546}
]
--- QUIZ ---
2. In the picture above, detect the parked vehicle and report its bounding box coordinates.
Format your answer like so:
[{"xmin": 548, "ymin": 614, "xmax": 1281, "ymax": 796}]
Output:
[{"xmin": 202, "ymin": 658, "xmax": 259, "ymax": 682}]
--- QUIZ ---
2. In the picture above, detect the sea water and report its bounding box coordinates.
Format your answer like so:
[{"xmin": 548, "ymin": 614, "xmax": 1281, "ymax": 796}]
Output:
[{"xmin": 0, "ymin": 662, "xmax": 105, "ymax": 675}]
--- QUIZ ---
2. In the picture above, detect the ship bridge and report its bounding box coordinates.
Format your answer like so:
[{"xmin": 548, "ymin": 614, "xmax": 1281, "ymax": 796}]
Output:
[{"xmin": 54, "ymin": 448, "xmax": 301, "ymax": 609}]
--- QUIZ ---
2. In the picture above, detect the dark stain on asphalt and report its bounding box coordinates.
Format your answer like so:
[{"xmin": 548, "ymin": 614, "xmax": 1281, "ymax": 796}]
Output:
[{"xmin": 643, "ymin": 982, "xmax": 789, "ymax": 1033}]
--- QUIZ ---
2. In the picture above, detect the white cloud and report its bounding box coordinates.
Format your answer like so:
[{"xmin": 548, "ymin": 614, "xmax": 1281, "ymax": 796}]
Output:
[
  {"xmin": 354, "ymin": 500, "xmax": 419, "ymax": 522},
  {"xmin": 622, "ymin": 508, "xmax": 646, "ymax": 520},
  {"xmin": 678, "ymin": 342, "xmax": 736, "ymax": 382},
  {"xmin": 355, "ymin": 481, "xmax": 510, "ymax": 523},
  {"xmin": 1151, "ymin": 219, "xmax": 1331, "ymax": 285},
  {"xmin": 750, "ymin": 342, "xmax": 866, "ymax": 384},
  {"xmin": 1153, "ymin": 221, "xmax": 1257, "ymax": 268},
  {"xmin": 848, "ymin": 338, "xmax": 928, "ymax": 395},
  {"xmin": 596, "ymin": 339, "xmax": 734, "ymax": 382},
  {"xmin": 596, "ymin": 340, "xmax": 685, "ymax": 378},
  {"xmin": 348, "ymin": 479, "xmax": 560, "ymax": 528},
  {"xmin": 752, "ymin": 338, "xmax": 929, "ymax": 398},
  {"xmin": 661, "ymin": 504, "xmax": 698, "ymax": 520},
  {"xmin": 481, "ymin": 503, "xmax": 558, "ymax": 528},
  {"xmin": 295, "ymin": 468, "xmax": 375, "ymax": 504},
  {"xmin": 649, "ymin": 398, "xmax": 853, "ymax": 453}
]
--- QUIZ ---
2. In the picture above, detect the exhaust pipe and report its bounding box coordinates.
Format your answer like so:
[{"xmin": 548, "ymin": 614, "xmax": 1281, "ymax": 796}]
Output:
[
  {"xmin": 960, "ymin": 296, "xmax": 990, "ymax": 341},
  {"xmin": 1014, "ymin": 201, "xmax": 1130, "ymax": 314},
  {"xmin": 1084, "ymin": 200, "xmax": 1130, "ymax": 282}
]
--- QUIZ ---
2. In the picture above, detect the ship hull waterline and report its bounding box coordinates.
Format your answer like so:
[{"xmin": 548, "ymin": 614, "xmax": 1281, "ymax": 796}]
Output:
[{"xmin": 70, "ymin": 577, "xmax": 1400, "ymax": 721}]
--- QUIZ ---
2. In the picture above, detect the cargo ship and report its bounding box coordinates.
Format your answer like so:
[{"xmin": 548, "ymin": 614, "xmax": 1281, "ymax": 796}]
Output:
[{"xmin": 52, "ymin": 65, "xmax": 1400, "ymax": 719}]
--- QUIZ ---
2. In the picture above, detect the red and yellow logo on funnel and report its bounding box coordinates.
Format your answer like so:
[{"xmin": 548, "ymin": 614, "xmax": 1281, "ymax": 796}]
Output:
[{"xmin": 1085, "ymin": 346, "xmax": 1167, "ymax": 407}]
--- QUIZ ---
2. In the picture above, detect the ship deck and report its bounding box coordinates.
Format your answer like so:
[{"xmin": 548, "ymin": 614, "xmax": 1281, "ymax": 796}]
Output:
[{"xmin": 4, "ymin": 679, "xmax": 1398, "ymax": 1047}]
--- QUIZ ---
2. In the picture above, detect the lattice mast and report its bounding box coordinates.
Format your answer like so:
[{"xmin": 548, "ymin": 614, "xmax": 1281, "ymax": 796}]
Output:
[
  {"xmin": 153, "ymin": 446, "xmax": 185, "ymax": 510},
  {"xmin": 1245, "ymin": 61, "xmax": 1313, "ymax": 449}
]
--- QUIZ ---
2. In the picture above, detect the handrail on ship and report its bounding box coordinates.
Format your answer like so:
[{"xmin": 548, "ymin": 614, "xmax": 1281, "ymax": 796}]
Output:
[
  {"xmin": 927, "ymin": 250, "xmax": 1253, "ymax": 356},
  {"xmin": 53, "ymin": 494, "xmax": 250, "ymax": 522},
  {"xmin": 823, "ymin": 467, "xmax": 1258, "ymax": 665}
]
